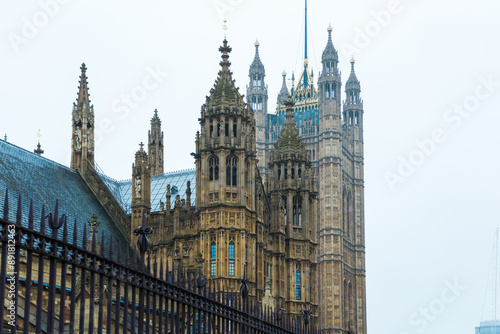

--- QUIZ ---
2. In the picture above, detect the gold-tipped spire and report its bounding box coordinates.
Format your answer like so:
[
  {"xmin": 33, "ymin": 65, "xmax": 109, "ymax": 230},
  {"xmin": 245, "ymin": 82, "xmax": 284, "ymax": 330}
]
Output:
[
  {"xmin": 34, "ymin": 129, "xmax": 44, "ymax": 155},
  {"xmin": 223, "ymin": 19, "xmax": 228, "ymax": 39}
]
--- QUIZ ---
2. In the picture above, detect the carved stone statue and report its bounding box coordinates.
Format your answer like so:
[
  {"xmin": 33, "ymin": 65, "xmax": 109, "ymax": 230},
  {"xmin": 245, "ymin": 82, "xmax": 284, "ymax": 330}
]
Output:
[
  {"xmin": 150, "ymin": 148, "xmax": 155, "ymax": 164},
  {"xmin": 74, "ymin": 127, "xmax": 82, "ymax": 151},
  {"xmin": 183, "ymin": 243, "xmax": 189, "ymax": 257},
  {"xmin": 135, "ymin": 175, "xmax": 142, "ymax": 198},
  {"xmin": 87, "ymin": 128, "xmax": 94, "ymax": 153}
]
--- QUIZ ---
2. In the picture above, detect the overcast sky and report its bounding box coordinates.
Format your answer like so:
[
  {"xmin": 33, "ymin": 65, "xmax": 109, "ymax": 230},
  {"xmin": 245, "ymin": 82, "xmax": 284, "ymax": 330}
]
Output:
[{"xmin": 2, "ymin": 0, "xmax": 500, "ymax": 333}]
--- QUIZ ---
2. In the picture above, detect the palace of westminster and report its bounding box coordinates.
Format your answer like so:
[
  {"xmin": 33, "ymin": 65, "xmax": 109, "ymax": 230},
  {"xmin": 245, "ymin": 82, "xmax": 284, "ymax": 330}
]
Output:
[{"xmin": 1, "ymin": 13, "xmax": 367, "ymax": 334}]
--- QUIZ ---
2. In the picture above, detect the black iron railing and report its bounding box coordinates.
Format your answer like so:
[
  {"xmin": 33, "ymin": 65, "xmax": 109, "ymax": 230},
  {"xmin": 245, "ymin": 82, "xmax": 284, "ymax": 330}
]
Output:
[{"xmin": 0, "ymin": 189, "xmax": 317, "ymax": 333}]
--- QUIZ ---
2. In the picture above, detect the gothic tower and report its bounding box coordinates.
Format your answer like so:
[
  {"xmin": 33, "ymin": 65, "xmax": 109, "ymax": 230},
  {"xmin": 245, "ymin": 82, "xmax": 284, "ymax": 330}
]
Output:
[
  {"xmin": 316, "ymin": 25, "xmax": 345, "ymax": 331},
  {"xmin": 71, "ymin": 63, "xmax": 95, "ymax": 173},
  {"xmin": 194, "ymin": 38, "xmax": 258, "ymax": 293},
  {"xmin": 148, "ymin": 109, "xmax": 164, "ymax": 176},
  {"xmin": 246, "ymin": 40, "xmax": 269, "ymax": 181},
  {"xmin": 342, "ymin": 57, "xmax": 367, "ymax": 334},
  {"xmin": 267, "ymin": 98, "xmax": 318, "ymax": 330},
  {"xmin": 131, "ymin": 143, "xmax": 151, "ymax": 243}
]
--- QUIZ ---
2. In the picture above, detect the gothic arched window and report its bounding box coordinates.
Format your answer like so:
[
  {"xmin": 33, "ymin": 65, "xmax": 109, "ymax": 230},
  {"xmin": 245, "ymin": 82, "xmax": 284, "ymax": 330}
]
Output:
[
  {"xmin": 209, "ymin": 156, "xmax": 219, "ymax": 181},
  {"xmin": 210, "ymin": 242, "xmax": 216, "ymax": 277},
  {"xmin": 226, "ymin": 155, "xmax": 238, "ymax": 186},
  {"xmin": 228, "ymin": 241, "xmax": 235, "ymax": 276},
  {"xmin": 258, "ymin": 96, "xmax": 263, "ymax": 110},
  {"xmin": 325, "ymin": 83, "xmax": 330, "ymax": 98},
  {"xmin": 293, "ymin": 196, "xmax": 302, "ymax": 226},
  {"xmin": 252, "ymin": 96, "xmax": 257, "ymax": 111},
  {"xmin": 296, "ymin": 265, "xmax": 301, "ymax": 300}
]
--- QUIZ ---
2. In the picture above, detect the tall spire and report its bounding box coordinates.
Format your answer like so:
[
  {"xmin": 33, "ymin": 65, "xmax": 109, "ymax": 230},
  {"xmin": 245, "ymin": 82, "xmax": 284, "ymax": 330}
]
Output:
[
  {"xmin": 322, "ymin": 24, "xmax": 338, "ymax": 62},
  {"xmin": 304, "ymin": 0, "xmax": 308, "ymax": 60},
  {"xmin": 277, "ymin": 70, "xmax": 289, "ymax": 104},
  {"xmin": 250, "ymin": 39, "xmax": 265, "ymax": 74},
  {"xmin": 71, "ymin": 63, "xmax": 95, "ymax": 172},
  {"xmin": 77, "ymin": 63, "xmax": 90, "ymax": 105},
  {"xmin": 346, "ymin": 57, "xmax": 360, "ymax": 91},
  {"xmin": 149, "ymin": 108, "xmax": 164, "ymax": 176},
  {"xmin": 205, "ymin": 38, "xmax": 244, "ymax": 107}
]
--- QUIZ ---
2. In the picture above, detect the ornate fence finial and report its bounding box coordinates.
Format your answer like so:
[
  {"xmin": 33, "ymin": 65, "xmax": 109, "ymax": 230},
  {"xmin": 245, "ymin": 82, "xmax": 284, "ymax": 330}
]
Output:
[
  {"xmin": 238, "ymin": 276, "xmax": 251, "ymax": 299},
  {"xmin": 48, "ymin": 200, "xmax": 67, "ymax": 230},
  {"xmin": 302, "ymin": 308, "xmax": 313, "ymax": 326}
]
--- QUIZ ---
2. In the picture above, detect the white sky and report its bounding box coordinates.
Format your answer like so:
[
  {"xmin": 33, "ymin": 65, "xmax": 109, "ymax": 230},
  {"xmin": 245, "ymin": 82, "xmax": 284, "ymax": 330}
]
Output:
[{"xmin": 2, "ymin": 0, "xmax": 500, "ymax": 333}]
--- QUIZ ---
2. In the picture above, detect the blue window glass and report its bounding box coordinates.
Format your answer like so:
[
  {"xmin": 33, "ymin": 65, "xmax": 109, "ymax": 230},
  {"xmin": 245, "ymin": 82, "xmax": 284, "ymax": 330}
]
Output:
[
  {"xmin": 211, "ymin": 260, "xmax": 216, "ymax": 277},
  {"xmin": 229, "ymin": 242, "xmax": 235, "ymax": 258},
  {"xmin": 296, "ymin": 267, "xmax": 301, "ymax": 300},
  {"xmin": 211, "ymin": 242, "xmax": 216, "ymax": 259},
  {"xmin": 229, "ymin": 259, "xmax": 235, "ymax": 276}
]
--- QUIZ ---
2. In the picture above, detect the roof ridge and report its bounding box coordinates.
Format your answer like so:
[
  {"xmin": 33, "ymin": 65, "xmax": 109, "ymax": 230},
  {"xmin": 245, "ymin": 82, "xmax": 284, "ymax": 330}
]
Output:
[{"xmin": 0, "ymin": 139, "xmax": 76, "ymax": 173}]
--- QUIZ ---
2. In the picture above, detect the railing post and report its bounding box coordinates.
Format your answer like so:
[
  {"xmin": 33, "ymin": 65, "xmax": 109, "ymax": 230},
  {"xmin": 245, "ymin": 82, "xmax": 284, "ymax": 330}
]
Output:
[
  {"xmin": 238, "ymin": 275, "xmax": 251, "ymax": 333},
  {"xmin": 302, "ymin": 308, "xmax": 313, "ymax": 334},
  {"xmin": 47, "ymin": 200, "xmax": 66, "ymax": 334},
  {"xmin": 133, "ymin": 210, "xmax": 153, "ymax": 334}
]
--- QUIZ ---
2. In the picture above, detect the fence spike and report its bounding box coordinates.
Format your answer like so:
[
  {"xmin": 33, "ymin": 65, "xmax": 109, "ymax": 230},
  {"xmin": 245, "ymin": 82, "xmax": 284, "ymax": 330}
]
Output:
[
  {"xmin": 133, "ymin": 248, "xmax": 137, "ymax": 269},
  {"xmin": 159, "ymin": 257, "xmax": 164, "ymax": 280},
  {"xmin": 91, "ymin": 227, "xmax": 97, "ymax": 253},
  {"xmin": 2, "ymin": 188, "xmax": 8, "ymax": 220},
  {"xmin": 147, "ymin": 250, "xmax": 151, "ymax": 273},
  {"xmin": 28, "ymin": 199, "xmax": 34, "ymax": 230},
  {"xmin": 117, "ymin": 238, "xmax": 122, "ymax": 266},
  {"xmin": 100, "ymin": 230, "xmax": 105, "ymax": 257},
  {"xmin": 54, "ymin": 198, "xmax": 59, "ymax": 224},
  {"xmin": 72, "ymin": 218, "xmax": 78, "ymax": 246},
  {"xmin": 108, "ymin": 235, "xmax": 113, "ymax": 261},
  {"xmin": 125, "ymin": 243, "xmax": 130, "ymax": 269},
  {"xmin": 183, "ymin": 267, "xmax": 187, "ymax": 288},
  {"xmin": 221, "ymin": 285, "xmax": 224, "ymax": 305},
  {"xmin": 82, "ymin": 220, "xmax": 88, "ymax": 249},
  {"xmin": 177, "ymin": 264, "xmax": 181, "ymax": 286},
  {"xmin": 165, "ymin": 258, "xmax": 169, "ymax": 282},
  {"xmin": 62, "ymin": 218, "xmax": 68, "ymax": 243},
  {"xmin": 153, "ymin": 253, "xmax": 158, "ymax": 278},
  {"xmin": 40, "ymin": 204, "xmax": 45, "ymax": 234}
]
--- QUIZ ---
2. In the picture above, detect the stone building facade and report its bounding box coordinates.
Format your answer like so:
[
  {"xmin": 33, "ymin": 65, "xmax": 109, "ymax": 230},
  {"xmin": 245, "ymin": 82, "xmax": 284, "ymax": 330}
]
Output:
[{"xmin": 68, "ymin": 26, "xmax": 366, "ymax": 334}]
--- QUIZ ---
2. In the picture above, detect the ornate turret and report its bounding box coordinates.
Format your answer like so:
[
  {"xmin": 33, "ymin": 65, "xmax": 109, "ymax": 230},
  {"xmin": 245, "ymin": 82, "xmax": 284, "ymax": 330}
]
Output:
[
  {"xmin": 246, "ymin": 39, "xmax": 269, "ymax": 178},
  {"xmin": 268, "ymin": 97, "xmax": 318, "ymax": 324},
  {"xmin": 70, "ymin": 63, "xmax": 95, "ymax": 173},
  {"xmin": 346, "ymin": 57, "xmax": 361, "ymax": 92},
  {"xmin": 343, "ymin": 57, "xmax": 363, "ymax": 126},
  {"xmin": 277, "ymin": 70, "xmax": 289, "ymax": 105},
  {"xmin": 195, "ymin": 36, "xmax": 258, "ymax": 297},
  {"xmin": 131, "ymin": 142, "xmax": 151, "ymax": 243},
  {"xmin": 319, "ymin": 25, "xmax": 341, "ymax": 104},
  {"xmin": 148, "ymin": 109, "xmax": 164, "ymax": 176}
]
